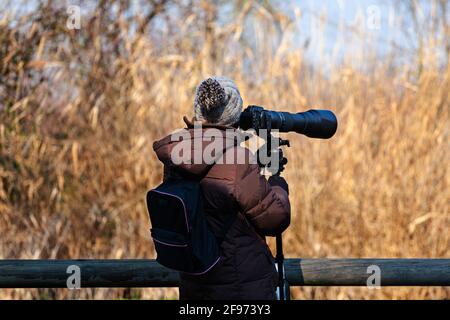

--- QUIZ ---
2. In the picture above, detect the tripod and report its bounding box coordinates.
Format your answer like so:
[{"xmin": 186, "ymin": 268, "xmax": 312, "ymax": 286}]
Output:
[
  {"xmin": 253, "ymin": 112, "xmax": 291, "ymax": 300},
  {"xmin": 258, "ymin": 135, "xmax": 291, "ymax": 300}
]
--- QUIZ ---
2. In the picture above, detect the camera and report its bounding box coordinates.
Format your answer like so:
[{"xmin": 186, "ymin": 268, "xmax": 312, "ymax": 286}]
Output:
[
  {"xmin": 239, "ymin": 105, "xmax": 338, "ymax": 139},
  {"xmin": 238, "ymin": 105, "xmax": 338, "ymax": 175}
]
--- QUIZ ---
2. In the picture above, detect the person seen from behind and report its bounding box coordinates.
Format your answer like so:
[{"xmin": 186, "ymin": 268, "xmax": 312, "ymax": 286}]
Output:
[{"xmin": 152, "ymin": 76, "xmax": 291, "ymax": 300}]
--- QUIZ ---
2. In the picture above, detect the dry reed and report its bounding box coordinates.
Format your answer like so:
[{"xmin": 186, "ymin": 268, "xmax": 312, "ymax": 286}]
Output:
[{"xmin": 0, "ymin": 0, "xmax": 448, "ymax": 299}]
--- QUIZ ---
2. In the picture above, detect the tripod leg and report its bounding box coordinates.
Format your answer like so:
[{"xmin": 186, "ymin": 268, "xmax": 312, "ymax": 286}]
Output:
[{"xmin": 275, "ymin": 233, "xmax": 288, "ymax": 300}]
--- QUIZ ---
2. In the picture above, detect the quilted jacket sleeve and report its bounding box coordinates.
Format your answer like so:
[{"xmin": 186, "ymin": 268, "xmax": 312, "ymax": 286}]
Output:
[{"xmin": 234, "ymin": 159, "xmax": 291, "ymax": 236}]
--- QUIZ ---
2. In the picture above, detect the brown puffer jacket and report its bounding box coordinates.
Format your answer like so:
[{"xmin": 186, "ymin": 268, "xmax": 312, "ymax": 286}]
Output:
[{"xmin": 152, "ymin": 117, "xmax": 291, "ymax": 300}]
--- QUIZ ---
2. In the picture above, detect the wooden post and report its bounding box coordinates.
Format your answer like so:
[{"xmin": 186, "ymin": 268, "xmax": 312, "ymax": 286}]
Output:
[{"xmin": 0, "ymin": 259, "xmax": 449, "ymax": 288}]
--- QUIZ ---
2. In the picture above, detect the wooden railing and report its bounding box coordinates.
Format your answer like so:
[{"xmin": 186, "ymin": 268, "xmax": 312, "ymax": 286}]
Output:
[{"xmin": 0, "ymin": 259, "xmax": 449, "ymax": 288}]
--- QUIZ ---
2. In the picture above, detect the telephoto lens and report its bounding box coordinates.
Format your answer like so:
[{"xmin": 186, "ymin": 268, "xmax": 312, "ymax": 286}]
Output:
[
  {"xmin": 266, "ymin": 109, "xmax": 337, "ymax": 139},
  {"xmin": 239, "ymin": 106, "xmax": 338, "ymax": 139}
]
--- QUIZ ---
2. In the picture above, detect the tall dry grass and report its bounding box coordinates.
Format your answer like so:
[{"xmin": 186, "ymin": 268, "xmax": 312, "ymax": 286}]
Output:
[{"xmin": 0, "ymin": 1, "xmax": 449, "ymax": 299}]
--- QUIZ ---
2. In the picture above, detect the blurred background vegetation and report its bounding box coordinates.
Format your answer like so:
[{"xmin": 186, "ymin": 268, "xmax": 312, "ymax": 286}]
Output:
[{"xmin": 0, "ymin": 0, "xmax": 448, "ymax": 299}]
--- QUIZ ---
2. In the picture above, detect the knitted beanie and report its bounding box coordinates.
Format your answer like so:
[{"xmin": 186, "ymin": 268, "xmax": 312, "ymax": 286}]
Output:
[{"xmin": 194, "ymin": 76, "xmax": 243, "ymax": 127}]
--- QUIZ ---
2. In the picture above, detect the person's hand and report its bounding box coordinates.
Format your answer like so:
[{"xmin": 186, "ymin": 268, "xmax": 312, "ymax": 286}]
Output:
[{"xmin": 268, "ymin": 175, "xmax": 289, "ymax": 195}]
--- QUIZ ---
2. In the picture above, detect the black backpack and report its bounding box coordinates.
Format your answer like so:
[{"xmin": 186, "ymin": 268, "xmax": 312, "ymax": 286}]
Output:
[{"xmin": 146, "ymin": 178, "xmax": 220, "ymax": 274}]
